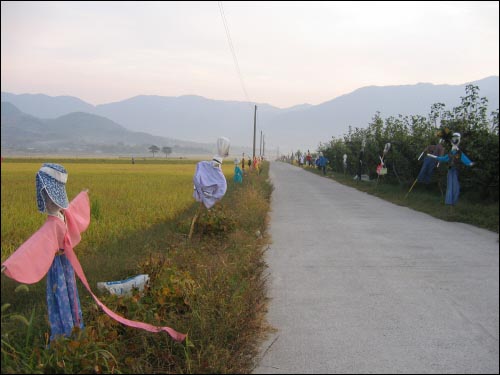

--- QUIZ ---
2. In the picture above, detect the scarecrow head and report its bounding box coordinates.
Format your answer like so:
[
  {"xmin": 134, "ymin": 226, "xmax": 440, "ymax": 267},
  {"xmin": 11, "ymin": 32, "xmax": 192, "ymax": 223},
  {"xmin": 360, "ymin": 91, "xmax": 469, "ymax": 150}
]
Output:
[
  {"xmin": 451, "ymin": 132, "xmax": 461, "ymax": 150},
  {"xmin": 36, "ymin": 163, "xmax": 69, "ymax": 213},
  {"xmin": 212, "ymin": 136, "xmax": 230, "ymax": 167}
]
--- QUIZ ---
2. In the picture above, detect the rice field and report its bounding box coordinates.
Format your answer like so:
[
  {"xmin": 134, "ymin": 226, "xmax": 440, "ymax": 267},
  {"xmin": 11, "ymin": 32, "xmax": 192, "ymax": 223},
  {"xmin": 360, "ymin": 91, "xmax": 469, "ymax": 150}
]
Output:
[{"xmin": 1, "ymin": 160, "xmax": 234, "ymax": 261}]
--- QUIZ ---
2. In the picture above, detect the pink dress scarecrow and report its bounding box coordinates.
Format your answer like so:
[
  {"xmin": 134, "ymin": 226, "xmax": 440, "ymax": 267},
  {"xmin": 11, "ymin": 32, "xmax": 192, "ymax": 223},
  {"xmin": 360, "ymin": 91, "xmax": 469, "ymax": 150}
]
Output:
[{"xmin": 2, "ymin": 163, "xmax": 186, "ymax": 342}]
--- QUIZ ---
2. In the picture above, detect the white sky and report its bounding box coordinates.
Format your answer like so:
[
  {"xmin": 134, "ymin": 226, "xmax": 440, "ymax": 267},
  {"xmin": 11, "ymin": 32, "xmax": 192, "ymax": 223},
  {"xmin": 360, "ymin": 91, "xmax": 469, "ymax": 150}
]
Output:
[{"xmin": 1, "ymin": 1, "xmax": 498, "ymax": 109}]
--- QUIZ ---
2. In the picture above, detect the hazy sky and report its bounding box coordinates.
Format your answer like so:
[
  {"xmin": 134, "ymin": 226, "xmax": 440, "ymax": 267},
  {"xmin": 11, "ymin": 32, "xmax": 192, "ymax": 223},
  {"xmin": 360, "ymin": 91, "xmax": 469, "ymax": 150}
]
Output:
[{"xmin": 1, "ymin": 1, "xmax": 498, "ymax": 109}]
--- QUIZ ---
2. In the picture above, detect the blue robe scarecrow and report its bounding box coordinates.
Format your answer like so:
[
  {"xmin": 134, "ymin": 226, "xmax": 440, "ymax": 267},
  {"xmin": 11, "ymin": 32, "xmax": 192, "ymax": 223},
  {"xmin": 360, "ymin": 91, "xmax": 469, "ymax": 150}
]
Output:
[{"xmin": 429, "ymin": 133, "xmax": 474, "ymax": 206}]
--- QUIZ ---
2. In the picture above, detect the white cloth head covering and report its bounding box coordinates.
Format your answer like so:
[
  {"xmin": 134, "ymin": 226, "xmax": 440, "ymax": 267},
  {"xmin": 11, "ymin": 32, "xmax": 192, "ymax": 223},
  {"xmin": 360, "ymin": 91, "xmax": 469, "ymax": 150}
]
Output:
[
  {"xmin": 217, "ymin": 137, "xmax": 230, "ymax": 157},
  {"xmin": 451, "ymin": 132, "xmax": 461, "ymax": 149},
  {"xmin": 212, "ymin": 136, "xmax": 230, "ymax": 167}
]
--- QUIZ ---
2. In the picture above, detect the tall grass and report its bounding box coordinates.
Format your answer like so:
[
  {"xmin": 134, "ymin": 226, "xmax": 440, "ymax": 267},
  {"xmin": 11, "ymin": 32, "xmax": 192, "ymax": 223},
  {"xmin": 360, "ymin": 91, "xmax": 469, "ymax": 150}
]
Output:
[{"xmin": 2, "ymin": 159, "xmax": 273, "ymax": 373}]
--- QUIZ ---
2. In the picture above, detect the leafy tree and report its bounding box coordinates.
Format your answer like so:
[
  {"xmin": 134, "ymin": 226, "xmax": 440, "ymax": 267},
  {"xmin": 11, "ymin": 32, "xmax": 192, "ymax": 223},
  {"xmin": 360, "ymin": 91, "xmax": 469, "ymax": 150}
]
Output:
[
  {"xmin": 432, "ymin": 84, "xmax": 498, "ymax": 200},
  {"xmin": 162, "ymin": 146, "xmax": 172, "ymax": 159},
  {"xmin": 148, "ymin": 145, "xmax": 160, "ymax": 158},
  {"xmin": 318, "ymin": 85, "xmax": 499, "ymax": 201}
]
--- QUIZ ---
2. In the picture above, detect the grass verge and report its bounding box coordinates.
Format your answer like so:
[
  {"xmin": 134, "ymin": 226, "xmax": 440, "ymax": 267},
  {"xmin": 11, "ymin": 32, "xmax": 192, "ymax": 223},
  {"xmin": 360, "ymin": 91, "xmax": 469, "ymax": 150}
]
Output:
[{"xmin": 302, "ymin": 164, "xmax": 499, "ymax": 233}]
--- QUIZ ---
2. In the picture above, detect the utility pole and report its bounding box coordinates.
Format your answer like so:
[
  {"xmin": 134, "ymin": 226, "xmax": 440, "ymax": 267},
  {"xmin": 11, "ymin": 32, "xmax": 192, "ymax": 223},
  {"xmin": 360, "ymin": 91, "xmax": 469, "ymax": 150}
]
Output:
[
  {"xmin": 253, "ymin": 105, "xmax": 257, "ymax": 160},
  {"xmin": 259, "ymin": 130, "xmax": 263, "ymax": 157},
  {"xmin": 263, "ymin": 134, "xmax": 265, "ymax": 157}
]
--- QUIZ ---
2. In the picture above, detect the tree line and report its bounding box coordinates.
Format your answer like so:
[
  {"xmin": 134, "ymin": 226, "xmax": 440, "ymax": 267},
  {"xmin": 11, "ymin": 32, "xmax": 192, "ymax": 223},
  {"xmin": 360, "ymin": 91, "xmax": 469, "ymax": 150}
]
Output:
[
  {"xmin": 148, "ymin": 145, "xmax": 172, "ymax": 158},
  {"xmin": 317, "ymin": 85, "xmax": 499, "ymax": 202}
]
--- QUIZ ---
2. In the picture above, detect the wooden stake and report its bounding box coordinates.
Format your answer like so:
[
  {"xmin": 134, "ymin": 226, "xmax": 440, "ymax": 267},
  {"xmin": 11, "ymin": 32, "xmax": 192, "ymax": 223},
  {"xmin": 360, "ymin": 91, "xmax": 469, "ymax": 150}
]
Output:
[
  {"xmin": 188, "ymin": 203, "xmax": 204, "ymax": 241},
  {"xmin": 405, "ymin": 178, "xmax": 418, "ymax": 199}
]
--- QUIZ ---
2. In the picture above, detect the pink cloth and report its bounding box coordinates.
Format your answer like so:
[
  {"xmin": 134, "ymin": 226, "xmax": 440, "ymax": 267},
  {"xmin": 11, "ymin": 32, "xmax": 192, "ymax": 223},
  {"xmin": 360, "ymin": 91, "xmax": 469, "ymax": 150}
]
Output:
[
  {"xmin": 2, "ymin": 191, "xmax": 88, "ymax": 284},
  {"xmin": 2, "ymin": 191, "xmax": 186, "ymax": 342}
]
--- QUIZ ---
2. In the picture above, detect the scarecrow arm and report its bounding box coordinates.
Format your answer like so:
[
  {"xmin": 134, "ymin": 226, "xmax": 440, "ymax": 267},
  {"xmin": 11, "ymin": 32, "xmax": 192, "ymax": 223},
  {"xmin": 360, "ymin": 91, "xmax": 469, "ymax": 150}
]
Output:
[
  {"xmin": 460, "ymin": 152, "xmax": 474, "ymax": 166},
  {"xmin": 1, "ymin": 219, "xmax": 61, "ymax": 284}
]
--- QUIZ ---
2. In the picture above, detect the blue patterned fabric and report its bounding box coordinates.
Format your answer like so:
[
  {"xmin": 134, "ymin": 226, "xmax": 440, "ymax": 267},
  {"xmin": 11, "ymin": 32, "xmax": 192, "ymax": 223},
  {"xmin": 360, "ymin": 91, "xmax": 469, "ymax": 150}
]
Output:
[
  {"xmin": 36, "ymin": 163, "xmax": 69, "ymax": 212},
  {"xmin": 46, "ymin": 253, "xmax": 84, "ymax": 341}
]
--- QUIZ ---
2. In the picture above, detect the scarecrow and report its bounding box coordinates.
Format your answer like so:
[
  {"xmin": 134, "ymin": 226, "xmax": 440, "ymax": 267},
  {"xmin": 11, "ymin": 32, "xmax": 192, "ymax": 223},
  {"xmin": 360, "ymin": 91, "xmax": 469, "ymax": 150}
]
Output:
[
  {"xmin": 234, "ymin": 158, "xmax": 243, "ymax": 183},
  {"xmin": 355, "ymin": 140, "xmax": 366, "ymax": 182},
  {"xmin": 417, "ymin": 139, "xmax": 445, "ymax": 184},
  {"xmin": 189, "ymin": 137, "xmax": 230, "ymax": 239},
  {"xmin": 427, "ymin": 132, "xmax": 474, "ymax": 205},
  {"xmin": 405, "ymin": 139, "xmax": 445, "ymax": 198},
  {"xmin": 253, "ymin": 156, "xmax": 261, "ymax": 175},
  {"xmin": 2, "ymin": 163, "xmax": 186, "ymax": 342},
  {"xmin": 375, "ymin": 143, "xmax": 391, "ymax": 186},
  {"xmin": 241, "ymin": 153, "xmax": 246, "ymax": 172},
  {"xmin": 306, "ymin": 150, "xmax": 312, "ymax": 167},
  {"xmin": 317, "ymin": 152, "xmax": 328, "ymax": 175}
]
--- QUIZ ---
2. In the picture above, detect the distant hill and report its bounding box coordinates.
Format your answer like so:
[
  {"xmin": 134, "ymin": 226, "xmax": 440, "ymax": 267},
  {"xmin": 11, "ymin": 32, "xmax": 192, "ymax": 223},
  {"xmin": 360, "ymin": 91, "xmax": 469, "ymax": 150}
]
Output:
[
  {"xmin": 1, "ymin": 102, "xmax": 48, "ymax": 146},
  {"xmin": 259, "ymin": 76, "xmax": 499, "ymax": 152},
  {"xmin": 2, "ymin": 76, "xmax": 498, "ymax": 153},
  {"xmin": 0, "ymin": 92, "xmax": 95, "ymax": 119},
  {"xmin": 94, "ymin": 95, "xmax": 272, "ymax": 149},
  {"xmin": 0, "ymin": 102, "xmax": 214, "ymax": 156}
]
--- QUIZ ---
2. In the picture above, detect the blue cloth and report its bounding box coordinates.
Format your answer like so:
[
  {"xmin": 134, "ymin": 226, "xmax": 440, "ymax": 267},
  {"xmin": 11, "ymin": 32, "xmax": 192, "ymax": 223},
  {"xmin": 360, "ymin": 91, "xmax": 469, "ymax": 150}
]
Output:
[
  {"xmin": 417, "ymin": 156, "xmax": 438, "ymax": 184},
  {"xmin": 318, "ymin": 156, "xmax": 328, "ymax": 167},
  {"xmin": 318, "ymin": 156, "xmax": 328, "ymax": 174},
  {"xmin": 436, "ymin": 150, "xmax": 473, "ymax": 206},
  {"xmin": 46, "ymin": 253, "xmax": 84, "ymax": 341},
  {"xmin": 193, "ymin": 161, "xmax": 227, "ymax": 209},
  {"xmin": 435, "ymin": 150, "xmax": 472, "ymax": 166},
  {"xmin": 234, "ymin": 166, "xmax": 243, "ymax": 183},
  {"xmin": 445, "ymin": 167, "xmax": 461, "ymax": 205}
]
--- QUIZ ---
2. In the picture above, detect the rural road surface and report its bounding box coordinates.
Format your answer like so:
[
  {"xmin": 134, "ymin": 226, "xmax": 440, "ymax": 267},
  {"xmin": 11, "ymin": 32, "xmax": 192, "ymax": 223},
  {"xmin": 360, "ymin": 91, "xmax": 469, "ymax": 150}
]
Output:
[{"xmin": 252, "ymin": 161, "xmax": 499, "ymax": 374}]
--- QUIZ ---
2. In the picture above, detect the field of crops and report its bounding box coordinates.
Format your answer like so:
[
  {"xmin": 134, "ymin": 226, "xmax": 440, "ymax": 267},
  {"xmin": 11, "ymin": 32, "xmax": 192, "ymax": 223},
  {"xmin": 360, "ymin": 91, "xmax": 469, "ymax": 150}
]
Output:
[
  {"xmin": 1, "ymin": 159, "xmax": 233, "ymax": 260},
  {"xmin": 2, "ymin": 158, "xmax": 271, "ymax": 374}
]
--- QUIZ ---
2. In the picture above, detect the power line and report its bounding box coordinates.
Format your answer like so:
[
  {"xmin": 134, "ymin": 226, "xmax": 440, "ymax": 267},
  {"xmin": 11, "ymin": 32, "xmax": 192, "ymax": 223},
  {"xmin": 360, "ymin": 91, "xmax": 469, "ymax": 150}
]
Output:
[{"xmin": 218, "ymin": 1, "xmax": 252, "ymax": 106}]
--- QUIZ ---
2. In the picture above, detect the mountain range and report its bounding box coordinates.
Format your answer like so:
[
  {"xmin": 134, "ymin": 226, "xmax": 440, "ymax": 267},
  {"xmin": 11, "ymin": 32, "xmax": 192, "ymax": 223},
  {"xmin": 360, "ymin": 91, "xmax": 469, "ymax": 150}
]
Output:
[
  {"xmin": 0, "ymin": 102, "xmax": 217, "ymax": 156},
  {"xmin": 1, "ymin": 75, "xmax": 498, "ymax": 156}
]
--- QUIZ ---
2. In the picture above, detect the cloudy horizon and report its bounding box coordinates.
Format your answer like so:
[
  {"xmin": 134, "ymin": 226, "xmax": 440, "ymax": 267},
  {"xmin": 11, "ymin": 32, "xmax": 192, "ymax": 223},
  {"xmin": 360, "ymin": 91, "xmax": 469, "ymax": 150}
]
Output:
[{"xmin": 1, "ymin": 1, "xmax": 498, "ymax": 109}]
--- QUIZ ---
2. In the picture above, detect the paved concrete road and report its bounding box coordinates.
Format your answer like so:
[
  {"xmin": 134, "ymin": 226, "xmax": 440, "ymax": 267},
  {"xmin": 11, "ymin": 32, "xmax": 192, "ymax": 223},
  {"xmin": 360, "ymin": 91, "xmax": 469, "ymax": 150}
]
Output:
[{"xmin": 253, "ymin": 161, "xmax": 499, "ymax": 374}]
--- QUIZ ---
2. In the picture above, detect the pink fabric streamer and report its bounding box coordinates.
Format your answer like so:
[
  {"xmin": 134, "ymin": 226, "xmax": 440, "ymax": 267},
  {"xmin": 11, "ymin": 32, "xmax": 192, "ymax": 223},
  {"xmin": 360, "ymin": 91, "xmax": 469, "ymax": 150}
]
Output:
[{"xmin": 2, "ymin": 191, "xmax": 186, "ymax": 342}]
